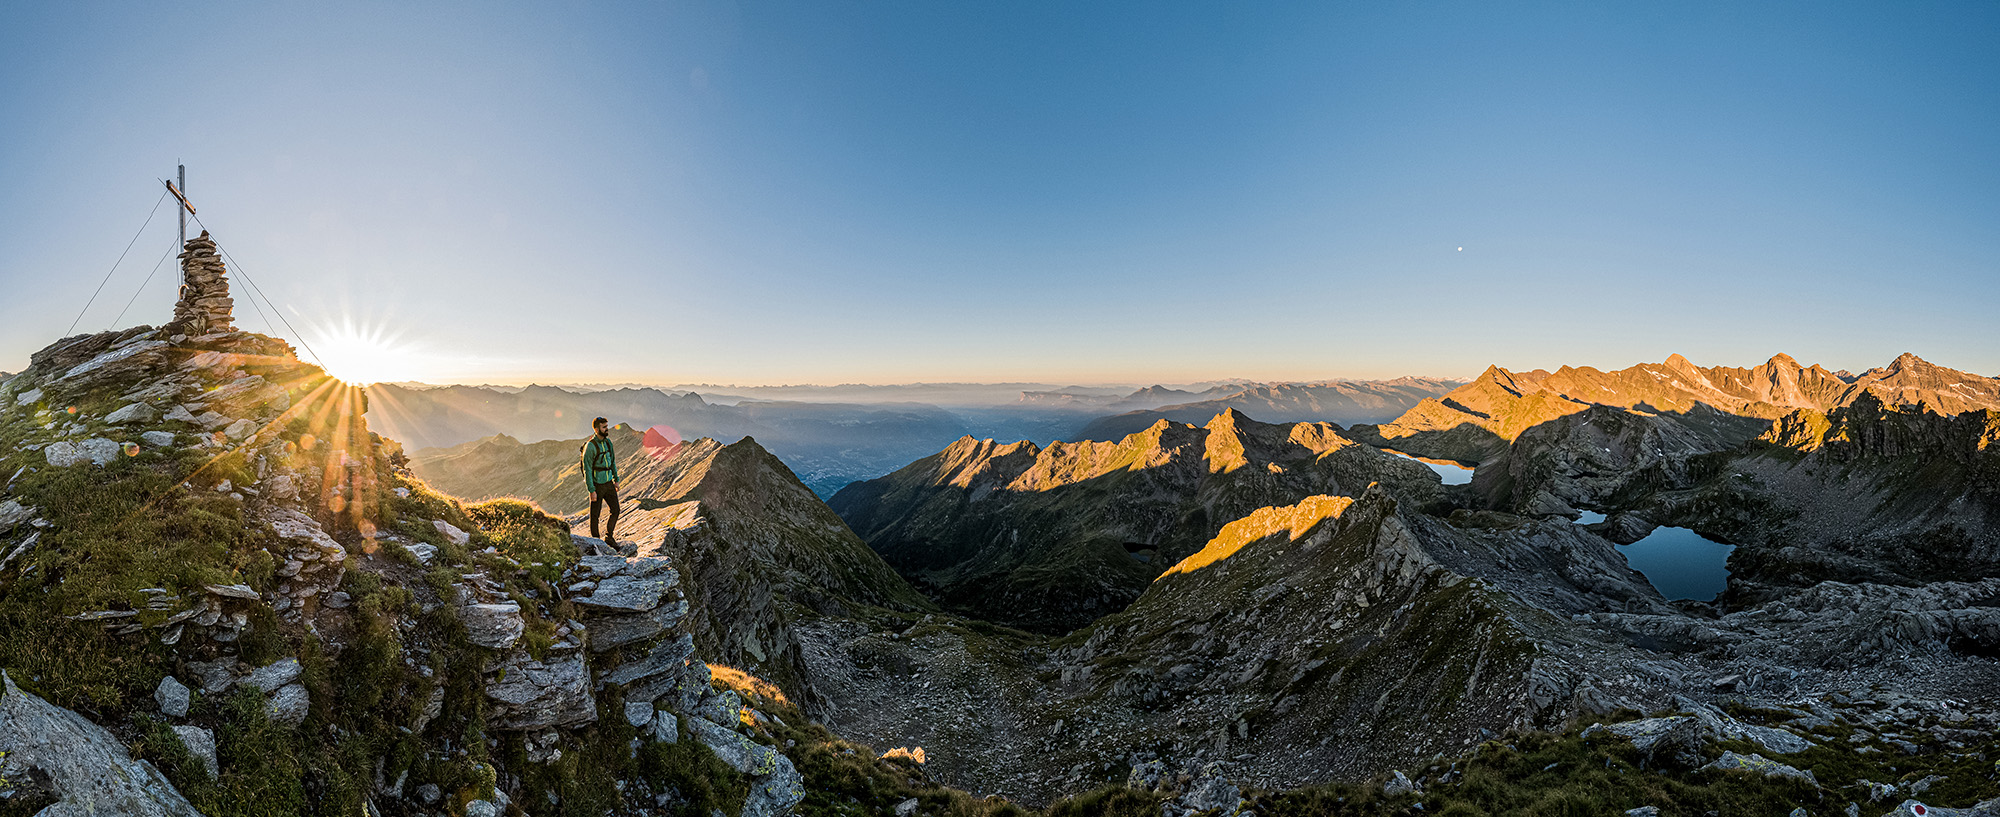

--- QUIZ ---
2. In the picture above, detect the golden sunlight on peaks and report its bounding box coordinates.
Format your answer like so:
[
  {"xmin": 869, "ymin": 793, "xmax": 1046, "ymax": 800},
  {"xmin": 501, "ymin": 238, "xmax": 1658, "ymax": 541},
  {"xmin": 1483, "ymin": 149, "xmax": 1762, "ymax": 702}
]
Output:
[
  {"xmin": 1158, "ymin": 494, "xmax": 1354, "ymax": 578},
  {"xmin": 312, "ymin": 322, "xmax": 419, "ymax": 387}
]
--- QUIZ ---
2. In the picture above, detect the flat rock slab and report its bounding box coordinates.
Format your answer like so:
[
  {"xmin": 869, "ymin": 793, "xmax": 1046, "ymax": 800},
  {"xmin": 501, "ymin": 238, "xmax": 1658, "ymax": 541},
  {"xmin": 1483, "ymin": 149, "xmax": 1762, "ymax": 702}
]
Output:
[
  {"xmin": 601, "ymin": 633, "xmax": 696, "ymax": 688},
  {"xmin": 577, "ymin": 555, "xmax": 676, "ymax": 580},
  {"xmin": 106, "ymin": 402, "xmax": 158, "ymax": 424},
  {"xmin": 244, "ymin": 658, "xmax": 302, "ymax": 692},
  {"xmin": 45, "ymin": 438, "xmax": 122, "ymax": 467},
  {"xmin": 573, "ymin": 571, "xmax": 679, "ymax": 613},
  {"xmin": 587, "ymin": 601, "xmax": 689, "ymax": 653},
  {"xmin": 0, "ymin": 671, "xmax": 205, "ymax": 817}
]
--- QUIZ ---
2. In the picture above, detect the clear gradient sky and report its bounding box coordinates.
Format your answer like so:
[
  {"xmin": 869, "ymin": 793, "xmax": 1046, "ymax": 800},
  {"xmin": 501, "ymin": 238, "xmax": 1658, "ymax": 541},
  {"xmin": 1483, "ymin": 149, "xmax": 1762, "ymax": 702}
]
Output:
[{"xmin": 2, "ymin": 2, "xmax": 1996, "ymax": 386}]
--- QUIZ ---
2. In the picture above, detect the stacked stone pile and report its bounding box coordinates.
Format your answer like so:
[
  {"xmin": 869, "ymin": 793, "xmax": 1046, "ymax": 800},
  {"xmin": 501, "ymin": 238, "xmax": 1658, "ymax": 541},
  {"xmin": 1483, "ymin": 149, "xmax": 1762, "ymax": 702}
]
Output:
[{"xmin": 168, "ymin": 231, "xmax": 234, "ymax": 336}]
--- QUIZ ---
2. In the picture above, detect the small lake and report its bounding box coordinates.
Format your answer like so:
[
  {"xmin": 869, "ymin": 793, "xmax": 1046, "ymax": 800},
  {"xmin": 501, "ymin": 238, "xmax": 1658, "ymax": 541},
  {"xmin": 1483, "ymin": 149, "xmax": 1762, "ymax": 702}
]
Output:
[
  {"xmin": 1620, "ymin": 526, "xmax": 1734, "ymax": 601},
  {"xmin": 1574, "ymin": 511, "xmax": 1607, "ymax": 525},
  {"xmin": 1386, "ymin": 450, "xmax": 1475, "ymax": 485}
]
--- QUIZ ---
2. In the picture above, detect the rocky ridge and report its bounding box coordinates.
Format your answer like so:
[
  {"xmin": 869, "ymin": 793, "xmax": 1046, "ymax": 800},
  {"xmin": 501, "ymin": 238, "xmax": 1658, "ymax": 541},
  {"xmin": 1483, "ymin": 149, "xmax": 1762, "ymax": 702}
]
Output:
[
  {"xmin": 0, "ymin": 319, "xmax": 830, "ymax": 817},
  {"xmin": 827, "ymin": 409, "xmax": 1443, "ymax": 631},
  {"xmin": 1356, "ymin": 353, "xmax": 2000, "ymax": 465}
]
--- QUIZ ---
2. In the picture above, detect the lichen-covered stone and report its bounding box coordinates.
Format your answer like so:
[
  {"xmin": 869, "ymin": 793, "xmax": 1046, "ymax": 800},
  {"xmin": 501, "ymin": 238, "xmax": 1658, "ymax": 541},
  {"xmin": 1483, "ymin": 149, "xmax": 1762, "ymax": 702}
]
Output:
[{"xmin": 0, "ymin": 671, "xmax": 204, "ymax": 816}]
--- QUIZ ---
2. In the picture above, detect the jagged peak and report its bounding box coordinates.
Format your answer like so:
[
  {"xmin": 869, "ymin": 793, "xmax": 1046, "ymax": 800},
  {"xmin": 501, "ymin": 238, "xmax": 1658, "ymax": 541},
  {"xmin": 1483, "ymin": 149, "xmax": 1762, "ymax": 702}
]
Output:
[
  {"xmin": 1664, "ymin": 353, "xmax": 1695, "ymax": 369},
  {"xmin": 1203, "ymin": 407, "xmax": 1261, "ymax": 429}
]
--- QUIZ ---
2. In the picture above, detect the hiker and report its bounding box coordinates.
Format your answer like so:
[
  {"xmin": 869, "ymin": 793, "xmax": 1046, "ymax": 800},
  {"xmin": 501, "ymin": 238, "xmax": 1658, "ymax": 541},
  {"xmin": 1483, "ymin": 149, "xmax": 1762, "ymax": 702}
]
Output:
[{"xmin": 582, "ymin": 416, "xmax": 620, "ymax": 544}]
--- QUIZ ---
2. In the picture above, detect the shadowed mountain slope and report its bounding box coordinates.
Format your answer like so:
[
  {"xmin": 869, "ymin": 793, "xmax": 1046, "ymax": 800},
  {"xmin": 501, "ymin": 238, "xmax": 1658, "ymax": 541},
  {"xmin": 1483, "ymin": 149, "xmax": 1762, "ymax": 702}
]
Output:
[{"xmin": 826, "ymin": 409, "xmax": 1443, "ymax": 632}]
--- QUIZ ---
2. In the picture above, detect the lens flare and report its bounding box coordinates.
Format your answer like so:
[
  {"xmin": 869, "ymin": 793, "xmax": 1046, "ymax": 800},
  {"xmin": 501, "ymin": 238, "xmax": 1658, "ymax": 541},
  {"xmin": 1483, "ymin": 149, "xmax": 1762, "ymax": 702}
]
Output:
[
  {"xmin": 312, "ymin": 320, "xmax": 419, "ymax": 386},
  {"xmin": 643, "ymin": 425, "xmax": 683, "ymax": 460}
]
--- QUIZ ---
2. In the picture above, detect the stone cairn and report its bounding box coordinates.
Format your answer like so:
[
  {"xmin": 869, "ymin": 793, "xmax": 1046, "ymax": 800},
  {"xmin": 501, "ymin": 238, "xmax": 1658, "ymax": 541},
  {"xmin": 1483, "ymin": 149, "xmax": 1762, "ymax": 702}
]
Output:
[{"xmin": 167, "ymin": 230, "xmax": 235, "ymax": 336}]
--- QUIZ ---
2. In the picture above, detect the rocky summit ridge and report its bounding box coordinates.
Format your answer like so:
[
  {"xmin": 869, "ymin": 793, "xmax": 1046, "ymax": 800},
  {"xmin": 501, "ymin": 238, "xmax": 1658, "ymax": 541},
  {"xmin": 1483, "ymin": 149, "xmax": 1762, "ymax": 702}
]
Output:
[
  {"xmin": 1356, "ymin": 352, "xmax": 2000, "ymax": 465},
  {"xmin": 827, "ymin": 409, "xmax": 1443, "ymax": 631}
]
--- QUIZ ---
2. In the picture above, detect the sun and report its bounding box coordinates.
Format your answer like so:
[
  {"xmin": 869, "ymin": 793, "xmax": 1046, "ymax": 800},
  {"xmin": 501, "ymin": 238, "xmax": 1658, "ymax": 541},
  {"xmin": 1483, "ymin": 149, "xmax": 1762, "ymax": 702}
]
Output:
[{"xmin": 313, "ymin": 322, "xmax": 418, "ymax": 386}]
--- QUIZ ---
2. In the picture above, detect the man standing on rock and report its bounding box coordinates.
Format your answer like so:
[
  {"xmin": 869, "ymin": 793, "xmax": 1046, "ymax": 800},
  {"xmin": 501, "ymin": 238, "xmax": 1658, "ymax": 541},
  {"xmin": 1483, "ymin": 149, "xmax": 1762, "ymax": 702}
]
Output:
[{"xmin": 582, "ymin": 416, "xmax": 621, "ymax": 545}]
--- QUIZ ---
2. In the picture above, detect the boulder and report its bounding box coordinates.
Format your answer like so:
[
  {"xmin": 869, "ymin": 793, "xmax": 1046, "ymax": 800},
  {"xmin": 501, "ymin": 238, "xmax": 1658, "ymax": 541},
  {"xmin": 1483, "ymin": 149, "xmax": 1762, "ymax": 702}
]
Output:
[
  {"xmin": 1384, "ymin": 769, "xmax": 1419, "ymax": 796},
  {"xmin": 105, "ymin": 402, "xmax": 158, "ymax": 424},
  {"xmin": 624, "ymin": 700, "xmax": 655, "ymax": 728},
  {"xmin": 1700, "ymin": 751, "xmax": 1816, "ymax": 785},
  {"xmin": 45, "ymin": 438, "xmax": 122, "ymax": 467},
  {"xmin": 244, "ymin": 658, "xmax": 302, "ymax": 692},
  {"xmin": 1164, "ymin": 763, "xmax": 1248, "ymax": 817},
  {"xmin": 652, "ymin": 711, "xmax": 678, "ymax": 743},
  {"xmin": 458, "ymin": 602, "xmax": 526, "ymax": 649},
  {"xmin": 484, "ymin": 652, "xmax": 597, "ymax": 730},
  {"xmin": 742, "ymin": 752, "xmax": 806, "ymax": 817},
  {"xmin": 685, "ymin": 716, "xmax": 781, "ymax": 775},
  {"xmin": 1883, "ymin": 798, "xmax": 2000, "ymax": 816},
  {"xmin": 693, "ymin": 688, "xmax": 745, "ymax": 728},
  {"xmin": 265, "ymin": 683, "xmax": 310, "ymax": 727},
  {"xmin": 140, "ymin": 430, "xmax": 176, "ymax": 448},
  {"xmin": 171, "ymin": 725, "xmax": 218, "ymax": 778},
  {"xmin": 1604, "ymin": 701, "xmax": 1814, "ymax": 763},
  {"xmin": 154, "ymin": 676, "xmax": 192, "ymax": 719},
  {"xmin": 0, "ymin": 671, "xmax": 205, "ymax": 816},
  {"xmin": 1127, "ymin": 759, "xmax": 1168, "ymax": 792},
  {"xmin": 433, "ymin": 520, "xmax": 471, "ymax": 546},
  {"xmin": 14, "ymin": 387, "xmax": 42, "ymax": 406}
]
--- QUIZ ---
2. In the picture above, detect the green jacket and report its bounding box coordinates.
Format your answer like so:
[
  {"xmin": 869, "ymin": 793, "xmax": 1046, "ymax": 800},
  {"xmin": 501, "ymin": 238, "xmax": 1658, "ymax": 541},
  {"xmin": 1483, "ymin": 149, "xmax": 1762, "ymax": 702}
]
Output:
[{"xmin": 581, "ymin": 434, "xmax": 619, "ymax": 489}]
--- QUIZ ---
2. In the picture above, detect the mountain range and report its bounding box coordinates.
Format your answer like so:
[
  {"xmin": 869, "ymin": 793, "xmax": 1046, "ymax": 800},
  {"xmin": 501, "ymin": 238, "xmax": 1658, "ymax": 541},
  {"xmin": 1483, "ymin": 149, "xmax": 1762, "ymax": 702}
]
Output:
[
  {"xmin": 410, "ymin": 350, "xmax": 2000, "ymax": 808},
  {"xmin": 826, "ymin": 409, "xmax": 1443, "ymax": 631},
  {"xmin": 1354, "ymin": 352, "xmax": 2000, "ymax": 465},
  {"xmin": 11, "ymin": 309, "xmax": 2000, "ymax": 817},
  {"xmin": 1075, "ymin": 378, "xmax": 1463, "ymax": 440},
  {"xmin": 372, "ymin": 377, "xmax": 1460, "ymax": 497}
]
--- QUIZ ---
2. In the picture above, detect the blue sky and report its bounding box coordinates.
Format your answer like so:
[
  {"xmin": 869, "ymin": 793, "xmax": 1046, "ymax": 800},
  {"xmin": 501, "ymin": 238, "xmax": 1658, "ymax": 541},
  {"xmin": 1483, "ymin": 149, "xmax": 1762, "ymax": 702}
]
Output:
[{"xmin": 2, "ymin": 1, "xmax": 1995, "ymax": 385}]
